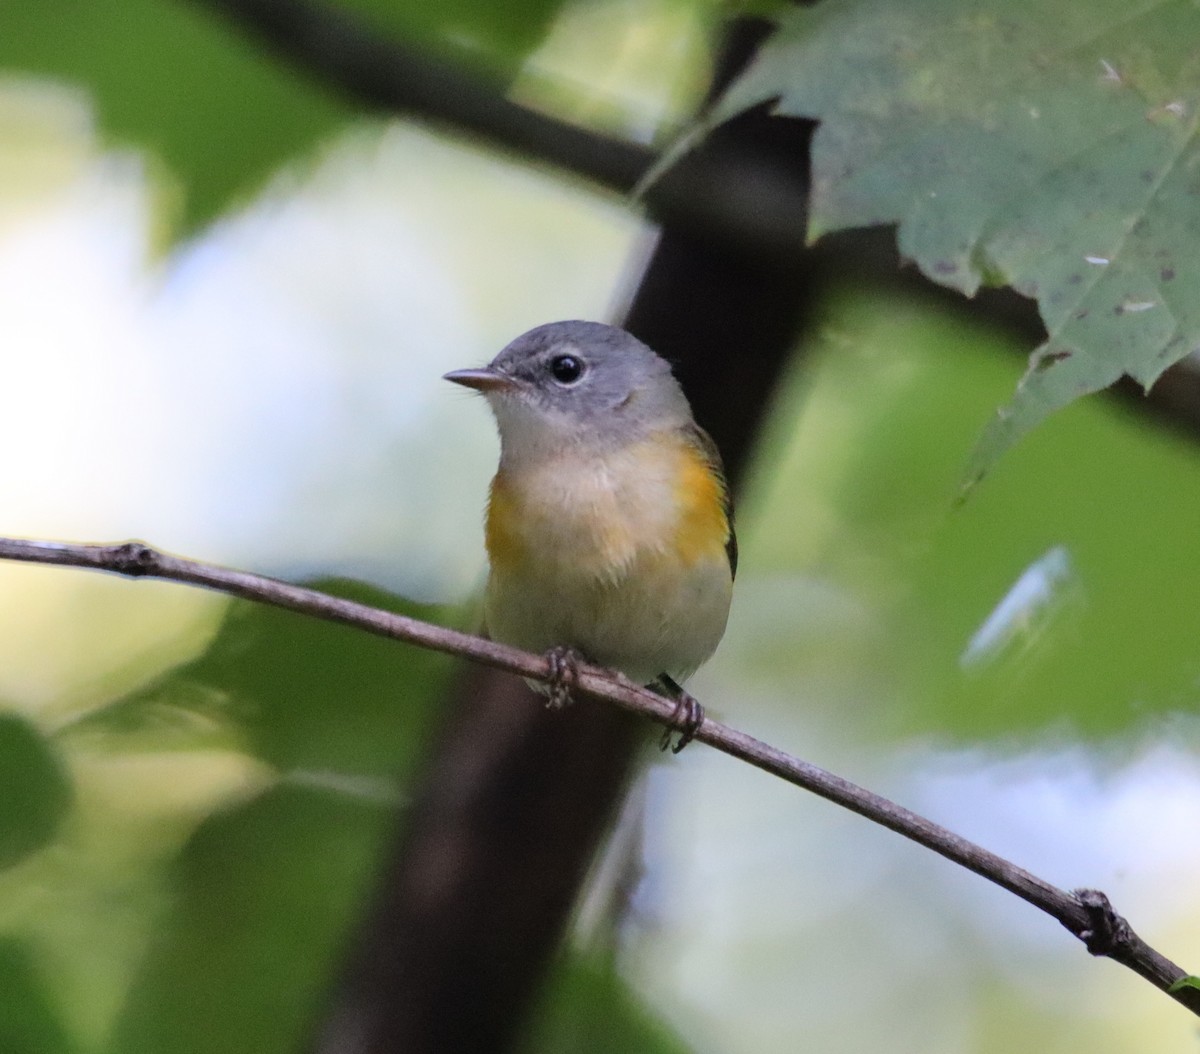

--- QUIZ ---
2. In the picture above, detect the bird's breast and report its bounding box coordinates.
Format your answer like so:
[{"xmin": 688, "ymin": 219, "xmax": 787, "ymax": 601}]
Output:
[
  {"xmin": 485, "ymin": 433, "xmax": 728, "ymax": 583},
  {"xmin": 482, "ymin": 431, "xmax": 733, "ymax": 683}
]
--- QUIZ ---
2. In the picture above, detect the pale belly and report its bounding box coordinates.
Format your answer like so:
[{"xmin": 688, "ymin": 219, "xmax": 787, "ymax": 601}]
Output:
[
  {"xmin": 485, "ymin": 549, "xmax": 732, "ymax": 686},
  {"xmin": 484, "ymin": 433, "xmax": 734, "ymax": 685}
]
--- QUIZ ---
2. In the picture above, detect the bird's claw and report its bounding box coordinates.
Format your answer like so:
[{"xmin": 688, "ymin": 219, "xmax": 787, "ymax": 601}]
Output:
[
  {"xmin": 658, "ymin": 680, "xmax": 704, "ymax": 754},
  {"xmin": 544, "ymin": 646, "xmax": 582, "ymax": 710}
]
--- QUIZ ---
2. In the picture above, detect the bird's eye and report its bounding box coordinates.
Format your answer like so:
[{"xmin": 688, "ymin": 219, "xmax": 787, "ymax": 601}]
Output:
[{"xmin": 549, "ymin": 354, "xmax": 584, "ymax": 384}]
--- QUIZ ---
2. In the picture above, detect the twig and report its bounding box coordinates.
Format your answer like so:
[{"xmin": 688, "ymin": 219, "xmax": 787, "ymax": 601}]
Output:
[
  {"xmin": 0, "ymin": 535, "xmax": 1196, "ymax": 1015},
  {"xmin": 181, "ymin": 0, "xmax": 811, "ymax": 257}
]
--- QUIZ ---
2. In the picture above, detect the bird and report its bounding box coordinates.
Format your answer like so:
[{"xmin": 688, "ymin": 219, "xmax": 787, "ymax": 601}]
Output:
[{"xmin": 444, "ymin": 320, "xmax": 735, "ymax": 750}]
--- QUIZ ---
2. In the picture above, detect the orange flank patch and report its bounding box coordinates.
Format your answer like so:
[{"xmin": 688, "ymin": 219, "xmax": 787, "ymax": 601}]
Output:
[{"xmin": 671, "ymin": 443, "xmax": 731, "ymax": 566}]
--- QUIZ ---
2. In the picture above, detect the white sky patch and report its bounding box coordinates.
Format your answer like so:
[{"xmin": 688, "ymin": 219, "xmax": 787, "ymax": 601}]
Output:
[
  {"xmin": 911, "ymin": 738, "xmax": 1200, "ymax": 926},
  {"xmin": 630, "ymin": 723, "xmax": 1200, "ymax": 1054}
]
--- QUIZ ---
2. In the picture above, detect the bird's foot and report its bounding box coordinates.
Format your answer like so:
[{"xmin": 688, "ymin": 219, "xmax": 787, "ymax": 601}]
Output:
[
  {"xmin": 543, "ymin": 646, "xmax": 583, "ymax": 710},
  {"xmin": 656, "ymin": 674, "xmax": 705, "ymax": 754}
]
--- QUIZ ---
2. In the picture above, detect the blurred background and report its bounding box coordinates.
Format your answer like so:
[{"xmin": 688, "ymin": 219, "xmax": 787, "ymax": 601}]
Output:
[{"xmin": 1, "ymin": 1, "xmax": 1199, "ymax": 1052}]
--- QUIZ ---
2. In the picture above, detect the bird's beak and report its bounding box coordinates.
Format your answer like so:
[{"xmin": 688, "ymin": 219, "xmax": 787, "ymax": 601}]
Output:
[{"xmin": 443, "ymin": 367, "xmax": 514, "ymax": 393}]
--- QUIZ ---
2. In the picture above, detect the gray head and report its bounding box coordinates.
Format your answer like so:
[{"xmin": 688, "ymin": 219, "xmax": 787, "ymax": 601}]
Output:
[{"xmin": 445, "ymin": 321, "xmax": 692, "ymax": 462}]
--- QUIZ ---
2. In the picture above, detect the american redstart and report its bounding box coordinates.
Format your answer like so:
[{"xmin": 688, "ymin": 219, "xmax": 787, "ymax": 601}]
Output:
[{"xmin": 446, "ymin": 320, "xmax": 735, "ymax": 749}]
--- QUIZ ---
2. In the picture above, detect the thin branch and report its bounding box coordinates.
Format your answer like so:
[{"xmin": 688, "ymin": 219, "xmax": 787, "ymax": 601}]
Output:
[
  {"xmin": 0, "ymin": 535, "xmax": 1196, "ymax": 1015},
  {"xmin": 182, "ymin": 0, "xmax": 810, "ymax": 258}
]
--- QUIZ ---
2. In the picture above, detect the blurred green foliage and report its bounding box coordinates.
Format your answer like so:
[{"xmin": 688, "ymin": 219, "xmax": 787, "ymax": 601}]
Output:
[
  {"xmin": 0, "ymin": 938, "xmax": 81, "ymax": 1054},
  {"xmin": 1, "ymin": 583, "xmax": 457, "ymax": 1053},
  {"xmin": 336, "ymin": 0, "xmax": 566, "ymax": 71},
  {"xmin": 81, "ymin": 579, "xmax": 452, "ymax": 777},
  {"xmin": 95, "ymin": 583, "xmax": 453, "ymax": 1054},
  {"xmin": 747, "ymin": 287, "xmax": 1200, "ymax": 744},
  {"xmin": 108, "ymin": 782, "xmax": 395, "ymax": 1054},
  {"xmin": 0, "ymin": 0, "xmax": 568, "ymax": 231},
  {"xmin": 520, "ymin": 950, "xmax": 692, "ymax": 1054},
  {"xmin": 0, "ymin": 715, "xmax": 72, "ymax": 870},
  {"xmin": 2, "ymin": 0, "xmax": 346, "ymax": 231}
]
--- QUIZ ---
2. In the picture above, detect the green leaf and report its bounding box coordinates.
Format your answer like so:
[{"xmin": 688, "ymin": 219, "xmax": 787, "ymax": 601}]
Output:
[
  {"xmin": 0, "ymin": 938, "xmax": 79, "ymax": 1054},
  {"xmin": 72, "ymin": 580, "xmax": 455, "ymax": 778},
  {"xmin": 0, "ymin": 714, "xmax": 71, "ymax": 870},
  {"xmin": 173, "ymin": 579, "xmax": 455, "ymax": 777},
  {"xmin": 714, "ymin": 0, "xmax": 1200, "ymax": 484},
  {"xmin": 29, "ymin": 582, "xmax": 454, "ymax": 1052},
  {"xmin": 1168, "ymin": 974, "xmax": 1200, "ymax": 1013},
  {"xmin": 87, "ymin": 583, "xmax": 456, "ymax": 1054},
  {"xmin": 107, "ymin": 782, "xmax": 394, "ymax": 1054}
]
